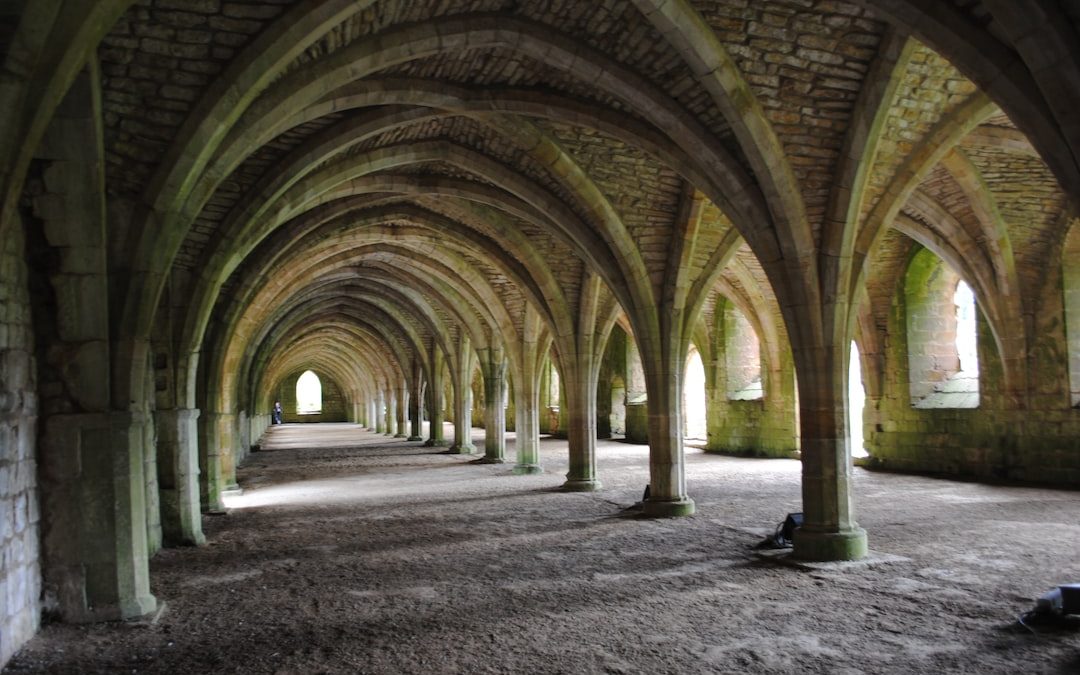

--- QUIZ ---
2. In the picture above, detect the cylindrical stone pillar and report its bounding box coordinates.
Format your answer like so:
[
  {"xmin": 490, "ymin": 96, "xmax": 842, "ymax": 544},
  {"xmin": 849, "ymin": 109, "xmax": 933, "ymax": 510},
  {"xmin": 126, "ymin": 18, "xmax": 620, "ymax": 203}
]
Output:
[{"xmin": 481, "ymin": 361, "xmax": 507, "ymax": 463}]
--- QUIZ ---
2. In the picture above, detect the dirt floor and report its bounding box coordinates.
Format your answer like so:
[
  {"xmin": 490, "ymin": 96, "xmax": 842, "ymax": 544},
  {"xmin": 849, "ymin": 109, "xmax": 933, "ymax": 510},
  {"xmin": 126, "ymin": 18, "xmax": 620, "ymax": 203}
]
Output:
[{"xmin": 5, "ymin": 423, "xmax": 1080, "ymax": 674}]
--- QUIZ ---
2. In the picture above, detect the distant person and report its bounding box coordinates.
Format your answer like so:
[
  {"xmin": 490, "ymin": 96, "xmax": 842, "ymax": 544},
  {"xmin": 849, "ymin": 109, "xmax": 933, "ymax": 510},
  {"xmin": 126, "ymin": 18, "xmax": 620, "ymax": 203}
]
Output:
[{"xmin": 272, "ymin": 401, "xmax": 283, "ymax": 425}]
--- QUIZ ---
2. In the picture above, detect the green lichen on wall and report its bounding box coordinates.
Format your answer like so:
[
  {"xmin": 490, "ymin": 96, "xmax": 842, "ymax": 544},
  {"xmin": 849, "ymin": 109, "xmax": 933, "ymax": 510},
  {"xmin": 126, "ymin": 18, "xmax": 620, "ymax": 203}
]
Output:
[
  {"xmin": 864, "ymin": 247, "xmax": 1080, "ymax": 485},
  {"xmin": 703, "ymin": 299, "xmax": 798, "ymax": 458}
]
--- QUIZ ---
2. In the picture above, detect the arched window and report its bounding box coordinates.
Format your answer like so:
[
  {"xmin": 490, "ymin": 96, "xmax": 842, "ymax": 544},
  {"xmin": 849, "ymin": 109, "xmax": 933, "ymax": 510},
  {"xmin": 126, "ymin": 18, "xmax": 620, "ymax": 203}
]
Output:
[
  {"xmin": 726, "ymin": 305, "xmax": 763, "ymax": 400},
  {"xmin": 905, "ymin": 248, "xmax": 979, "ymax": 408},
  {"xmin": 296, "ymin": 370, "xmax": 322, "ymax": 415},
  {"xmin": 954, "ymin": 280, "xmax": 979, "ymax": 375},
  {"xmin": 547, "ymin": 360, "xmax": 560, "ymax": 406},
  {"xmin": 683, "ymin": 346, "xmax": 707, "ymax": 440}
]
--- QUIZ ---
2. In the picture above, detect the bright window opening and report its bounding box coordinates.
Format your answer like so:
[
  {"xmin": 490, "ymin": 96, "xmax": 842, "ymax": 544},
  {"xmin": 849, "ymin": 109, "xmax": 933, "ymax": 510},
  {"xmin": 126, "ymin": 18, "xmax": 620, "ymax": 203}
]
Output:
[
  {"xmin": 548, "ymin": 360, "xmax": 560, "ymax": 405},
  {"xmin": 954, "ymin": 281, "xmax": 979, "ymax": 375},
  {"xmin": 296, "ymin": 370, "xmax": 322, "ymax": 415},
  {"xmin": 906, "ymin": 248, "xmax": 979, "ymax": 409},
  {"xmin": 683, "ymin": 347, "xmax": 707, "ymax": 440},
  {"xmin": 849, "ymin": 342, "xmax": 867, "ymax": 459}
]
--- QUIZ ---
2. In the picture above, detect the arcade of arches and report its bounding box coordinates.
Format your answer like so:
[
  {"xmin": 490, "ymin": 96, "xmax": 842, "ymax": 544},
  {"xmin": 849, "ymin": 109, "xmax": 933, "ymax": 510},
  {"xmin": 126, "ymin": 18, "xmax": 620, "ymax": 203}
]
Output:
[{"xmin": 2, "ymin": 0, "xmax": 1080, "ymax": 667}]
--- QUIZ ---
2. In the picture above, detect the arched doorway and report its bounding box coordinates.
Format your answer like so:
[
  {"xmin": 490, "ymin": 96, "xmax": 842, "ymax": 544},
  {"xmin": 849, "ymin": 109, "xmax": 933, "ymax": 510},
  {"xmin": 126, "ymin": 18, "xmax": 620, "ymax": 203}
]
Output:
[
  {"xmin": 296, "ymin": 370, "xmax": 323, "ymax": 415},
  {"xmin": 684, "ymin": 347, "xmax": 707, "ymax": 440}
]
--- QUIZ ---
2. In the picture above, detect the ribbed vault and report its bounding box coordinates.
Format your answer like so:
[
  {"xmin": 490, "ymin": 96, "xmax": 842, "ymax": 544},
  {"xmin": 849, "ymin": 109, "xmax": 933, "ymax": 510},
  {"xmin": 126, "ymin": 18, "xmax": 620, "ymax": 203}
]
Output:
[{"xmin": 4, "ymin": 3, "xmax": 1080, "ymax": 652}]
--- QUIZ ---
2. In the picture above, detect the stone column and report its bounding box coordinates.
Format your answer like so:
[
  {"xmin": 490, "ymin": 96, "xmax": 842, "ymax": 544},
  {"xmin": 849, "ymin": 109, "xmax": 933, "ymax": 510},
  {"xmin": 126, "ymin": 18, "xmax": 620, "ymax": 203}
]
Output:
[
  {"xmin": 449, "ymin": 380, "xmax": 475, "ymax": 453},
  {"xmin": 197, "ymin": 412, "xmax": 227, "ymax": 513},
  {"xmin": 641, "ymin": 343, "xmax": 695, "ymax": 517},
  {"xmin": 792, "ymin": 351, "xmax": 868, "ymax": 561},
  {"xmin": 384, "ymin": 388, "xmax": 396, "ymax": 436},
  {"xmin": 512, "ymin": 372, "xmax": 543, "ymax": 474},
  {"xmin": 32, "ymin": 61, "xmax": 157, "ymax": 622},
  {"xmin": 142, "ymin": 410, "xmax": 161, "ymax": 556},
  {"xmin": 217, "ymin": 412, "xmax": 240, "ymax": 493},
  {"xmin": 425, "ymin": 346, "xmax": 446, "ymax": 446},
  {"xmin": 41, "ymin": 412, "xmax": 157, "ymax": 621},
  {"xmin": 480, "ymin": 349, "xmax": 507, "ymax": 463},
  {"xmin": 562, "ymin": 362, "xmax": 601, "ymax": 491},
  {"xmin": 155, "ymin": 408, "xmax": 206, "ymax": 546},
  {"xmin": 374, "ymin": 390, "xmax": 386, "ymax": 434},
  {"xmin": 366, "ymin": 397, "xmax": 377, "ymax": 431},
  {"xmin": 512, "ymin": 311, "xmax": 546, "ymax": 474},
  {"xmin": 408, "ymin": 361, "xmax": 424, "ymax": 441},
  {"xmin": 449, "ymin": 338, "xmax": 476, "ymax": 455},
  {"xmin": 395, "ymin": 383, "xmax": 408, "ymax": 438}
]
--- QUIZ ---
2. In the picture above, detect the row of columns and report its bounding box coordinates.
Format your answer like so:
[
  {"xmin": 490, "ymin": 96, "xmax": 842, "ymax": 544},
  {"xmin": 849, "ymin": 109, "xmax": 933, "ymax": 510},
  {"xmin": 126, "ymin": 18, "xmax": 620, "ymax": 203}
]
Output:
[{"xmin": 36, "ymin": 331, "xmax": 862, "ymax": 628}]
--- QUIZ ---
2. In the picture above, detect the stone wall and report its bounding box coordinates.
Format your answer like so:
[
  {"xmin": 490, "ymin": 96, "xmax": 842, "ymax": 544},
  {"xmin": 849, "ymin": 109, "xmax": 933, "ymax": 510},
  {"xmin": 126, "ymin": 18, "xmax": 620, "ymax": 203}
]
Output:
[
  {"xmin": 701, "ymin": 298, "xmax": 799, "ymax": 458},
  {"xmin": 0, "ymin": 220, "xmax": 41, "ymax": 667},
  {"xmin": 904, "ymin": 249, "xmax": 962, "ymax": 403},
  {"xmin": 277, "ymin": 371, "xmax": 347, "ymax": 423},
  {"xmin": 724, "ymin": 308, "xmax": 762, "ymax": 397},
  {"xmin": 866, "ymin": 259, "xmax": 1080, "ymax": 484},
  {"xmin": 596, "ymin": 327, "xmax": 628, "ymax": 439},
  {"xmin": 624, "ymin": 403, "xmax": 649, "ymax": 444}
]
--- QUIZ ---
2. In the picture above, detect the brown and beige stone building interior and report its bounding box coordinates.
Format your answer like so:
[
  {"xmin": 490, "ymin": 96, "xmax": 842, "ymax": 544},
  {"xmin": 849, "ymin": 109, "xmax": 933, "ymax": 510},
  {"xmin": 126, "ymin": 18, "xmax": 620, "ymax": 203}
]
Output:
[{"xmin": 2, "ymin": 0, "xmax": 1080, "ymax": 672}]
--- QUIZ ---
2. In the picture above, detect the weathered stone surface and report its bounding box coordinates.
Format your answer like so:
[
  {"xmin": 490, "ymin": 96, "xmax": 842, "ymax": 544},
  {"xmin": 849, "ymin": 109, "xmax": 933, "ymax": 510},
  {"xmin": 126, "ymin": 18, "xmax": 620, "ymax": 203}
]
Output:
[
  {"xmin": 6, "ymin": 2, "xmax": 1080, "ymax": 665},
  {"xmin": 0, "ymin": 221, "xmax": 41, "ymax": 669}
]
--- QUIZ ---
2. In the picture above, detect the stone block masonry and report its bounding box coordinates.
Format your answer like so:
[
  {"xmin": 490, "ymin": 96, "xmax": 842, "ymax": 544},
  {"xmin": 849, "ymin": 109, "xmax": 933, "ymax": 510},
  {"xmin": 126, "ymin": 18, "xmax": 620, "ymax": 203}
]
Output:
[{"xmin": 0, "ymin": 221, "xmax": 41, "ymax": 667}]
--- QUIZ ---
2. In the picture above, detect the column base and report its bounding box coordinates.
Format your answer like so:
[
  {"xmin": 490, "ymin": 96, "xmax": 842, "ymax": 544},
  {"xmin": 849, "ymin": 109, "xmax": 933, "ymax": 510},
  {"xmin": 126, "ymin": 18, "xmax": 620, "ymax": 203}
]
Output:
[
  {"xmin": 562, "ymin": 478, "xmax": 602, "ymax": 492},
  {"xmin": 72, "ymin": 590, "xmax": 157, "ymax": 624},
  {"xmin": 642, "ymin": 497, "xmax": 695, "ymax": 517},
  {"xmin": 393, "ymin": 433, "xmax": 408, "ymax": 438},
  {"xmin": 89, "ymin": 592, "xmax": 158, "ymax": 623},
  {"xmin": 512, "ymin": 464, "xmax": 543, "ymax": 475},
  {"xmin": 793, "ymin": 527, "xmax": 868, "ymax": 562},
  {"xmin": 448, "ymin": 444, "xmax": 476, "ymax": 455},
  {"xmin": 203, "ymin": 493, "xmax": 226, "ymax": 513},
  {"xmin": 407, "ymin": 436, "xmax": 424, "ymax": 441},
  {"xmin": 423, "ymin": 439, "xmax": 446, "ymax": 447},
  {"xmin": 165, "ymin": 531, "xmax": 207, "ymax": 547},
  {"xmin": 478, "ymin": 456, "xmax": 506, "ymax": 464}
]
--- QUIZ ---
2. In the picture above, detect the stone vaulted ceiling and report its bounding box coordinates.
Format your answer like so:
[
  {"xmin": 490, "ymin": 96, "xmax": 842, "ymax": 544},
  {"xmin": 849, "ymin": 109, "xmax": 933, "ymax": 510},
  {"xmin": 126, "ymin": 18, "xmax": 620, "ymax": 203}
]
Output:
[
  {"xmin": 0, "ymin": 0, "xmax": 1071, "ymax": 442},
  {"xmin": 4, "ymin": 0, "xmax": 1080, "ymax": 460},
  {"xmin": 5, "ymin": 2, "xmax": 1080, "ymax": 649}
]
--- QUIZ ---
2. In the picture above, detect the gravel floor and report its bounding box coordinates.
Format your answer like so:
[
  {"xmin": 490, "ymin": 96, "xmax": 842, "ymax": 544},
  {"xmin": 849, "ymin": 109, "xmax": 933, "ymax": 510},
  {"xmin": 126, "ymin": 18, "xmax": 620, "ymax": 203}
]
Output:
[{"xmin": 5, "ymin": 423, "xmax": 1080, "ymax": 674}]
